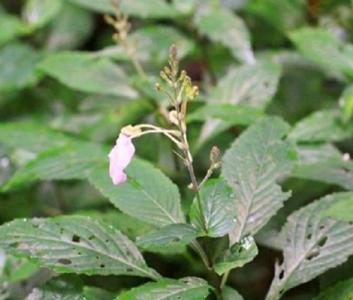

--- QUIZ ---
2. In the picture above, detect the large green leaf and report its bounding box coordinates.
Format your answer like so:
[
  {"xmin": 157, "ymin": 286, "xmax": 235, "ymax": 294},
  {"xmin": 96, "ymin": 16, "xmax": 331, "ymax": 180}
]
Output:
[
  {"xmin": 288, "ymin": 110, "xmax": 353, "ymax": 143},
  {"xmin": 208, "ymin": 61, "xmax": 281, "ymax": 107},
  {"xmin": 214, "ymin": 236, "xmax": 258, "ymax": 275},
  {"xmin": 314, "ymin": 278, "xmax": 353, "ymax": 300},
  {"xmin": 189, "ymin": 179, "xmax": 237, "ymax": 238},
  {"xmin": 23, "ymin": 0, "xmax": 62, "ymax": 28},
  {"xmin": 194, "ymin": 4, "xmax": 254, "ymax": 63},
  {"xmin": 290, "ymin": 28, "xmax": 353, "ymax": 79},
  {"xmin": 38, "ymin": 52, "xmax": 137, "ymax": 98},
  {"xmin": 136, "ymin": 224, "xmax": 199, "ymax": 254},
  {"xmin": 2, "ymin": 142, "xmax": 107, "ymax": 191},
  {"xmin": 89, "ymin": 159, "xmax": 185, "ymax": 227},
  {"xmin": 293, "ymin": 144, "xmax": 353, "ymax": 190},
  {"xmin": 266, "ymin": 193, "xmax": 353, "ymax": 300},
  {"xmin": 116, "ymin": 277, "xmax": 210, "ymax": 300},
  {"xmin": 222, "ymin": 117, "xmax": 296, "ymax": 244},
  {"xmin": 0, "ymin": 216, "xmax": 159, "ymax": 279},
  {"xmin": 0, "ymin": 43, "xmax": 40, "ymax": 91}
]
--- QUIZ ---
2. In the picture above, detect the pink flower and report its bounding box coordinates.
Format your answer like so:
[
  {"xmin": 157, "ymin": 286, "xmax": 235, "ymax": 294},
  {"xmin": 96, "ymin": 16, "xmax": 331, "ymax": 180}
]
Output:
[{"xmin": 108, "ymin": 134, "xmax": 135, "ymax": 185}]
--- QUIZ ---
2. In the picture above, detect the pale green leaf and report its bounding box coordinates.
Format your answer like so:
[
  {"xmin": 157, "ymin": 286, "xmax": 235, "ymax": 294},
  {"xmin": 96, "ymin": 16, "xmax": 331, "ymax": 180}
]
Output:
[
  {"xmin": 136, "ymin": 224, "xmax": 199, "ymax": 254},
  {"xmin": 266, "ymin": 193, "xmax": 353, "ymax": 300},
  {"xmin": 290, "ymin": 28, "xmax": 353, "ymax": 79},
  {"xmin": 23, "ymin": 0, "xmax": 62, "ymax": 28},
  {"xmin": 38, "ymin": 52, "xmax": 137, "ymax": 98},
  {"xmin": 116, "ymin": 277, "xmax": 210, "ymax": 300},
  {"xmin": 314, "ymin": 278, "xmax": 353, "ymax": 300},
  {"xmin": 0, "ymin": 12, "xmax": 30, "ymax": 45},
  {"xmin": 339, "ymin": 85, "xmax": 353, "ymax": 123},
  {"xmin": 214, "ymin": 236, "xmax": 258, "ymax": 275},
  {"xmin": 222, "ymin": 287, "xmax": 244, "ymax": 300},
  {"xmin": 322, "ymin": 194, "xmax": 353, "ymax": 222},
  {"xmin": 288, "ymin": 110, "xmax": 353, "ymax": 142},
  {"xmin": 0, "ymin": 43, "xmax": 40, "ymax": 91},
  {"xmin": 0, "ymin": 216, "xmax": 159, "ymax": 279},
  {"xmin": 89, "ymin": 159, "xmax": 185, "ymax": 227},
  {"xmin": 194, "ymin": 4, "xmax": 254, "ymax": 63},
  {"xmin": 190, "ymin": 179, "xmax": 237, "ymax": 237},
  {"xmin": 222, "ymin": 117, "xmax": 295, "ymax": 244}
]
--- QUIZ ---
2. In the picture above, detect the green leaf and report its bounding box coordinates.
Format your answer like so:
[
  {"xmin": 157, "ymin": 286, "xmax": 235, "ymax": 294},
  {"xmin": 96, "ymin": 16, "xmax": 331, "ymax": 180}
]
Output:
[
  {"xmin": 89, "ymin": 159, "xmax": 185, "ymax": 227},
  {"xmin": 66, "ymin": 0, "xmax": 178, "ymax": 18},
  {"xmin": 83, "ymin": 286, "xmax": 115, "ymax": 300},
  {"xmin": 266, "ymin": 193, "xmax": 353, "ymax": 300},
  {"xmin": 0, "ymin": 216, "xmax": 159, "ymax": 279},
  {"xmin": 116, "ymin": 277, "xmax": 210, "ymax": 300},
  {"xmin": 38, "ymin": 52, "xmax": 137, "ymax": 98},
  {"xmin": 290, "ymin": 28, "xmax": 353, "ymax": 79},
  {"xmin": 322, "ymin": 194, "xmax": 353, "ymax": 222},
  {"xmin": 214, "ymin": 236, "xmax": 258, "ymax": 275},
  {"xmin": 0, "ymin": 122, "xmax": 73, "ymax": 155},
  {"xmin": 190, "ymin": 179, "xmax": 237, "ymax": 237},
  {"xmin": 288, "ymin": 110, "xmax": 353, "ymax": 143},
  {"xmin": 188, "ymin": 104, "xmax": 264, "ymax": 126},
  {"xmin": 339, "ymin": 85, "xmax": 353, "ymax": 123},
  {"xmin": 222, "ymin": 117, "xmax": 295, "ymax": 244},
  {"xmin": 46, "ymin": 3, "xmax": 94, "ymax": 50},
  {"xmin": 293, "ymin": 144, "xmax": 353, "ymax": 190},
  {"xmin": 194, "ymin": 4, "xmax": 254, "ymax": 63},
  {"xmin": 208, "ymin": 60, "xmax": 281, "ymax": 108},
  {"xmin": 2, "ymin": 142, "xmax": 107, "ymax": 191},
  {"xmin": 0, "ymin": 12, "xmax": 30, "ymax": 45},
  {"xmin": 136, "ymin": 224, "xmax": 199, "ymax": 254},
  {"xmin": 23, "ymin": 0, "xmax": 62, "ymax": 28},
  {"xmin": 0, "ymin": 43, "xmax": 40, "ymax": 91},
  {"xmin": 222, "ymin": 287, "xmax": 244, "ymax": 300},
  {"xmin": 314, "ymin": 278, "xmax": 353, "ymax": 300}
]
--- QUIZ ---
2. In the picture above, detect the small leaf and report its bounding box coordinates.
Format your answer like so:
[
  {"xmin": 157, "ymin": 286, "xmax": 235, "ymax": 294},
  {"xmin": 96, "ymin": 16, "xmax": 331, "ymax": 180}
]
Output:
[
  {"xmin": 136, "ymin": 224, "xmax": 199, "ymax": 254},
  {"xmin": 190, "ymin": 179, "xmax": 237, "ymax": 237},
  {"xmin": 314, "ymin": 277, "xmax": 353, "ymax": 300},
  {"xmin": 288, "ymin": 110, "xmax": 353, "ymax": 143},
  {"xmin": 23, "ymin": 0, "xmax": 62, "ymax": 28},
  {"xmin": 188, "ymin": 104, "xmax": 263, "ymax": 126},
  {"xmin": 0, "ymin": 43, "xmax": 40, "ymax": 91},
  {"xmin": 0, "ymin": 12, "xmax": 30, "ymax": 45},
  {"xmin": 290, "ymin": 28, "xmax": 353, "ymax": 79},
  {"xmin": 222, "ymin": 286, "xmax": 244, "ymax": 300},
  {"xmin": 89, "ymin": 159, "xmax": 185, "ymax": 227},
  {"xmin": 339, "ymin": 85, "xmax": 353, "ymax": 123},
  {"xmin": 214, "ymin": 236, "xmax": 258, "ymax": 275},
  {"xmin": 0, "ymin": 216, "xmax": 159, "ymax": 279},
  {"xmin": 38, "ymin": 52, "xmax": 137, "ymax": 98},
  {"xmin": 266, "ymin": 193, "xmax": 353, "ymax": 300},
  {"xmin": 116, "ymin": 277, "xmax": 211, "ymax": 300},
  {"xmin": 194, "ymin": 4, "xmax": 254, "ymax": 63},
  {"xmin": 222, "ymin": 117, "xmax": 295, "ymax": 244}
]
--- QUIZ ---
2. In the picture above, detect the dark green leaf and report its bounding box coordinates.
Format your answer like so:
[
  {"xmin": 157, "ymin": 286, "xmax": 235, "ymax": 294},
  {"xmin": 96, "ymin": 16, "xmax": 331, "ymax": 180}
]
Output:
[{"xmin": 314, "ymin": 278, "xmax": 353, "ymax": 300}]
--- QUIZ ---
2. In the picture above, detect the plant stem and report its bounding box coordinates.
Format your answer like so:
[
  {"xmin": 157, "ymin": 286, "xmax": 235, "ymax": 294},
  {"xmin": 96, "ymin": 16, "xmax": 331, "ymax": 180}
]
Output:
[{"xmin": 220, "ymin": 270, "xmax": 230, "ymax": 290}]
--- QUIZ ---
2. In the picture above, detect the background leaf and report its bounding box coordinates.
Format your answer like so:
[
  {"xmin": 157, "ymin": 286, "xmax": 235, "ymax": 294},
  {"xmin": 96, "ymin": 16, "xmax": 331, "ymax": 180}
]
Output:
[{"xmin": 314, "ymin": 277, "xmax": 353, "ymax": 300}]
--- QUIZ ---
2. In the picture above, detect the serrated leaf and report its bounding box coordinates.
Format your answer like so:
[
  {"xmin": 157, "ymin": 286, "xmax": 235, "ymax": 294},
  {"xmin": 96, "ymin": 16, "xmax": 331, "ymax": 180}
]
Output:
[
  {"xmin": 116, "ymin": 277, "xmax": 210, "ymax": 300},
  {"xmin": 136, "ymin": 224, "xmax": 199, "ymax": 254},
  {"xmin": 189, "ymin": 179, "xmax": 237, "ymax": 238},
  {"xmin": 222, "ymin": 117, "xmax": 295, "ymax": 244},
  {"xmin": 38, "ymin": 52, "xmax": 137, "ymax": 98},
  {"xmin": 0, "ymin": 43, "xmax": 40, "ymax": 91},
  {"xmin": 2, "ymin": 142, "xmax": 107, "ymax": 191},
  {"xmin": 293, "ymin": 144, "xmax": 353, "ymax": 190},
  {"xmin": 214, "ymin": 236, "xmax": 258, "ymax": 275},
  {"xmin": 89, "ymin": 159, "xmax": 185, "ymax": 227},
  {"xmin": 194, "ymin": 4, "xmax": 254, "ymax": 63},
  {"xmin": 266, "ymin": 193, "xmax": 353, "ymax": 300},
  {"xmin": 208, "ymin": 61, "xmax": 281, "ymax": 107},
  {"xmin": 188, "ymin": 104, "xmax": 263, "ymax": 126},
  {"xmin": 288, "ymin": 109, "xmax": 353, "ymax": 143},
  {"xmin": 23, "ymin": 0, "xmax": 62, "ymax": 28},
  {"xmin": 0, "ymin": 216, "xmax": 159, "ymax": 279},
  {"xmin": 314, "ymin": 277, "xmax": 353, "ymax": 300},
  {"xmin": 290, "ymin": 28, "xmax": 353, "ymax": 79}
]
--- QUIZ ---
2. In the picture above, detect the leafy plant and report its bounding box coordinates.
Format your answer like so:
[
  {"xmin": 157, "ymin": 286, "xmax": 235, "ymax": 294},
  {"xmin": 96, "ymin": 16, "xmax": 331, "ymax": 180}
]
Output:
[{"xmin": 1, "ymin": 0, "xmax": 353, "ymax": 299}]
